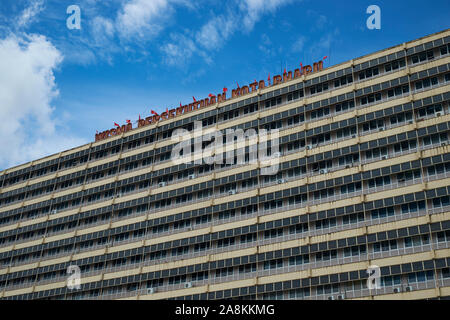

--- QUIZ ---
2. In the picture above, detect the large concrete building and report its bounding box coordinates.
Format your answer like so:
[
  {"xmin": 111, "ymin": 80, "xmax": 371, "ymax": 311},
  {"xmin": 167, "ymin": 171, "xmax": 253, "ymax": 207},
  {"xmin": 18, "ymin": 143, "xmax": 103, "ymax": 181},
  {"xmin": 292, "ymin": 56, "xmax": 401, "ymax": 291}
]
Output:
[{"xmin": 1, "ymin": 29, "xmax": 450, "ymax": 300}]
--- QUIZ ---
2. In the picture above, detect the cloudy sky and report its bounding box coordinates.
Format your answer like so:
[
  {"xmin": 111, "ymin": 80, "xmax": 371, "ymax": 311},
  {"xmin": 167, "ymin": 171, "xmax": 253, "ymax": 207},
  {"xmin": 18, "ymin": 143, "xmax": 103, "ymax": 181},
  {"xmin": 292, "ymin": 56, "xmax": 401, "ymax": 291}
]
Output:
[{"xmin": 0, "ymin": 0, "xmax": 449, "ymax": 170}]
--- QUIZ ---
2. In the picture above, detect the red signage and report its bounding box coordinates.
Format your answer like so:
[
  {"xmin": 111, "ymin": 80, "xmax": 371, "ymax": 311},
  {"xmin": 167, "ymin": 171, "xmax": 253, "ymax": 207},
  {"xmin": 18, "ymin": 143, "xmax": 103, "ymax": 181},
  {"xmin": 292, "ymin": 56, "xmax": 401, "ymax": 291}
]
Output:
[{"xmin": 95, "ymin": 59, "xmax": 325, "ymax": 142}]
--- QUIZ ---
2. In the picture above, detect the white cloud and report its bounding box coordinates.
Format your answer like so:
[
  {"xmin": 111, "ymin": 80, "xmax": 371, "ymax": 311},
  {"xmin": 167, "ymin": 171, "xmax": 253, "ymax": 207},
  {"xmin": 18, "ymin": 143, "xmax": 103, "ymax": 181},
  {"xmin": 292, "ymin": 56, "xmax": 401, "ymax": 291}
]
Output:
[
  {"xmin": 315, "ymin": 15, "xmax": 327, "ymax": 29},
  {"xmin": 195, "ymin": 14, "xmax": 238, "ymax": 51},
  {"xmin": 116, "ymin": 0, "xmax": 172, "ymax": 40},
  {"xmin": 258, "ymin": 33, "xmax": 277, "ymax": 57},
  {"xmin": 306, "ymin": 9, "xmax": 329, "ymax": 31},
  {"xmin": 91, "ymin": 16, "xmax": 115, "ymax": 47},
  {"xmin": 0, "ymin": 34, "xmax": 85, "ymax": 170},
  {"xmin": 291, "ymin": 35, "xmax": 305, "ymax": 52},
  {"xmin": 17, "ymin": 0, "xmax": 45, "ymax": 28},
  {"xmin": 309, "ymin": 28, "xmax": 340, "ymax": 53},
  {"xmin": 240, "ymin": 0, "xmax": 294, "ymax": 30},
  {"xmin": 162, "ymin": 0, "xmax": 295, "ymax": 66},
  {"xmin": 160, "ymin": 33, "xmax": 197, "ymax": 66}
]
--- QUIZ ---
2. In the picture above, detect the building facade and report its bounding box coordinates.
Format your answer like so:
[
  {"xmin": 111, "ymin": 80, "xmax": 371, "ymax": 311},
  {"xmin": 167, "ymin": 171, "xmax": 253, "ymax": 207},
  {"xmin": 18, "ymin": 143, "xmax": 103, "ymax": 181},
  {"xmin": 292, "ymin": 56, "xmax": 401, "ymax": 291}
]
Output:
[{"xmin": 1, "ymin": 30, "xmax": 450, "ymax": 300}]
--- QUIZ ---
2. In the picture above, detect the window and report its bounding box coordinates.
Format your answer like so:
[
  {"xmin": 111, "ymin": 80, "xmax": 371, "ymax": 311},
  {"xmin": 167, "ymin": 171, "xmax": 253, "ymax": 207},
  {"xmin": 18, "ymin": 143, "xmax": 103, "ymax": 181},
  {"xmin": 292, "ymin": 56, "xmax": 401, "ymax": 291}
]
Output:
[
  {"xmin": 118, "ymin": 208, "xmax": 132, "ymax": 218},
  {"xmin": 287, "ymin": 140, "xmax": 306, "ymax": 152},
  {"xmin": 401, "ymin": 200, "xmax": 426, "ymax": 214},
  {"xmin": 197, "ymin": 188, "xmax": 212, "ymax": 199},
  {"xmin": 110, "ymin": 146, "xmax": 121, "ymax": 154},
  {"xmin": 411, "ymin": 50, "xmax": 434, "ymax": 64},
  {"xmin": 387, "ymin": 85, "xmax": 409, "ymax": 98},
  {"xmin": 168, "ymin": 275, "xmax": 187, "ymax": 285},
  {"xmin": 175, "ymin": 193, "xmax": 192, "ymax": 204},
  {"xmin": 334, "ymin": 75, "xmax": 353, "ymax": 88},
  {"xmin": 114, "ymin": 232, "xmax": 129, "ymax": 242},
  {"xmin": 264, "ymin": 97, "xmax": 282, "ymax": 109},
  {"xmin": 310, "ymin": 82, "xmax": 329, "ymax": 95},
  {"xmin": 287, "ymin": 114, "xmax": 305, "ymax": 126},
  {"xmin": 360, "ymin": 93, "xmax": 382, "ymax": 105},
  {"xmin": 149, "ymin": 250, "xmax": 167, "ymax": 261},
  {"xmin": 432, "ymin": 196, "xmax": 450, "ymax": 208},
  {"xmin": 427, "ymin": 163, "xmax": 450, "ymax": 176},
  {"xmin": 338, "ymin": 153, "xmax": 359, "ymax": 166},
  {"xmin": 315, "ymin": 250, "xmax": 337, "ymax": 261},
  {"xmin": 368, "ymin": 175, "xmax": 391, "ymax": 188},
  {"xmin": 217, "ymin": 237, "xmax": 235, "ymax": 248},
  {"xmin": 289, "ymin": 223, "xmax": 308, "ymax": 234},
  {"xmin": 397, "ymin": 169, "xmax": 421, "ymax": 182},
  {"xmin": 310, "ymin": 107, "xmax": 330, "ymax": 119},
  {"xmin": 340, "ymin": 182, "xmax": 362, "ymax": 194},
  {"xmin": 315, "ymin": 218, "xmax": 336, "ymax": 230},
  {"xmin": 393, "ymin": 139, "xmax": 417, "ymax": 152},
  {"xmin": 240, "ymin": 233, "xmax": 257, "ymax": 243},
  {"xmin": 336, "ymin": 126, "xmax": 357, "ymax": 139},
  {"xmin": 390, "ymin": 112, "xmax": 413, "ymax": 125},
  {"xmin": 414, "ymin": 77, "xmax": 438, "ymax": 90},
  {"xmin": 370, "ymin": 206, "xmax": 395, "ymax": 219},
  {"xmin": 362, "ymin": 119, "xmax": 385, "ymax": 132},
  {"xmin": 440, "ymin": 44, "xmax": 450, "ymax": 56},
  {"xmin": 436, "ymin": 230, "xmax": 450, "ymax": 243},
  {"xmin": 289, "ymin": 288, "xmax": 310, "ymax": 299},
  {"xmin": 192, "ymin": 271, "xmax": 208, "ymax": 281},
  {"xmin": 335, "ymin": 100, "xmax": 355, "ymax": 113},
  {"xmin": 365, "ymin": 147, "xmax": 388, "ymax": 160},
  {"xmin": 384, "ymin": 59, "xmax": 406, "ymax": 72},
  {"xmin": 243, "ymin": 104, "xmax": 258, "ymax": 114},
  {"xmin": 264, "ymin": 120, "xmax": 282, "ymax": 131},
  {"xmin": 264, "ymin": 228, "xmax": 283, "ymax": 239},
  {"xmin": 91, "ymin": 172, "xmax": 105, "ymax": 181},
  {"xmin": 159, "ymin": 152, "xmax": 171, "ymax": 162},
  {"xmin": 408, "ymin": 270, "xmax": 434, "ymax": 283},
  {"xmin": 216, "ymin": 267, "xmax": 234, "ymax": 278},
  {"xmin": 241, "ymin": 204, "xmax": 257, "ymax": 215},
  {"xmin": 442, "ymin": 268, "xmax": 450, "ymax": 279},
  {"xmin": 239, "ymin": 263, "xmax": 256, "ymax": 274},
  {"xmin": 404, "ymin": 234, "xmax": 430, "ymax": 248},
  {"xmin": 380, "ymin": 275, "xmax": 401, "ymax": 287},
  {"xmin": 263, "ymin": 259, "xmax": 283, "ymax": 270},
  {"xmin": 124, "ymin": 162, "xmax": 138, "ymax": 171},
  {"xmin": 417, "ymin": 103, "xmax": 442, "ymax": 118},
  {"xmin": 422, "ymin": 132, "xmax": 448, "ymax": 146},
  {"xmin": 263, "ymin": 199, "xmax": 283, "ymax": 210},
  {"xmin": 152, "ymin": 224, "xmax": 169, "ymax": 234},
  {"xmin": 223, "ymin": 109, "xmax": 240, "ymax": 121},
  {"xmin": 373, "ymin": 240, "xmax": 397, "ymax": 252},
  {"xmin": 313, "ymin": 188, "xmax": 334, "ymax": 200},
  {"xmin": 144, "ymin": 135, "xmax": 155, "ymax": 144},
  {"xmin": 311, "ymin": 160, "xmax": 332, "ymax": 172},
  {"xmin": 289, "ymin": 254, "xmax": 309, "ymax": 266},
  {"xmin": 242, "ymin": 178, "xmax": 257, "ymax": 189},
  {"xmin": 343, "ymin": 212, "xmax": 365, "ymax": 225},
  {"xmin": 173, "ymin": 219, "xmax": 191, "ymax": 230},
  {"xmin": 344, "ymin": 245, "xmax": 367, "ymax": 257},
  {"xmin": 311, "ymin": 133, "xmax": 331, "ymax": 145},
  {"xmin": 195, "ymin": 214, "xmax": 211, "ymax": 225},
  {"xmin": 127, "ymin": 140, "xmax": 141, "ymax": 150},
  {"xmin": 287, "ymin": 89, "xmax": 304, "ymax": 101},
  {"xmin": 316, "ymin": 284, "xmax": 339, "ymax": 295},
  {"xmin": 194, "ymin": 242, "xmax": 210, "ymax": 252},
  {"xmin": 359, "ymin": 67, "xmax": 379, "ymax": 80}
]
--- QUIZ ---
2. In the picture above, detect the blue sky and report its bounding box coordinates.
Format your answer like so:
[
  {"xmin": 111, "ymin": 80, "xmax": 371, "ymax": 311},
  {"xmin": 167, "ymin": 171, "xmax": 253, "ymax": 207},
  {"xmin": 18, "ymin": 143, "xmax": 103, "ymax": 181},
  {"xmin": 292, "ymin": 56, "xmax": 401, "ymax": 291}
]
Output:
[{"xmin": 0, "ymin": 0, "xmax": 449, "ymax": 170}]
